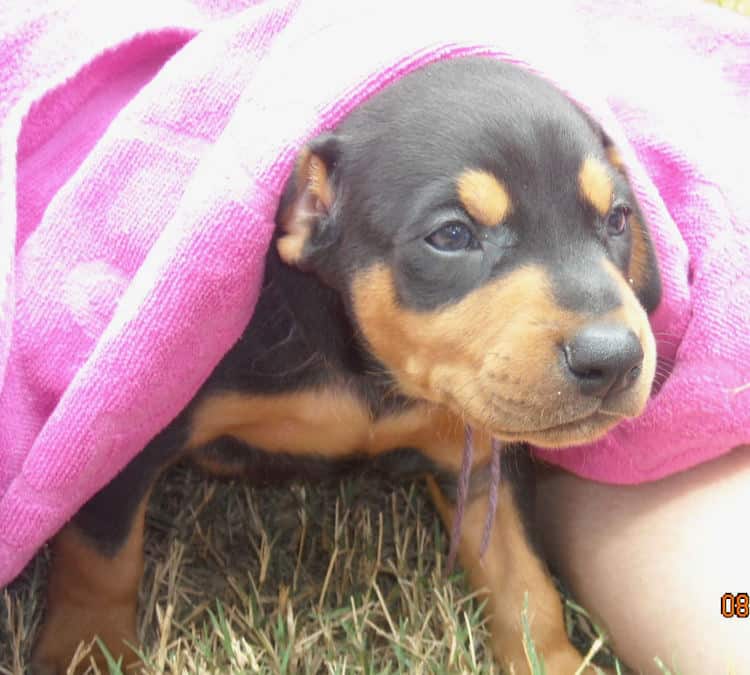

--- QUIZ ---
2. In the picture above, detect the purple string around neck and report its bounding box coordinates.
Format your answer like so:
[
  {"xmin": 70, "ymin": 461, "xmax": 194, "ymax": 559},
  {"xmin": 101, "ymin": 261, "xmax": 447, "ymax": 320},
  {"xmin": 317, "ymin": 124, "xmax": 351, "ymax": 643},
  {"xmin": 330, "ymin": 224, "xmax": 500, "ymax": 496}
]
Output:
[
  {"xmin": 446, "ymin": 426, "xmax": 474, "ymax": 574},
  {"xmin": 480, "ymin": 438, "xmax": 503, "ymax": 558},
  {"xmin": 445, "ymin": 427, "xmax": 503, "ymax": 573}
]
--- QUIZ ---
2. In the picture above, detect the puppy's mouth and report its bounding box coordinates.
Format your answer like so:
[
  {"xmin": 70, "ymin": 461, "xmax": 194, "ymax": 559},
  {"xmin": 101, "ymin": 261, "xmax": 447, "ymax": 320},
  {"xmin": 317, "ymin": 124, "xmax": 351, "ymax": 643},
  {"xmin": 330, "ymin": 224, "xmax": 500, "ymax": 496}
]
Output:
[
  {"xmin": 443, "ymin": 381, "xmax": 650, "ymax": 448},
  {"xmin": 438, "ymin": 382, "xmax": 646, "ymax": 448},
  {"xmin": 487, "ymin": 408, "xmax": 627, "ymax": 448},
  {"xmin": 453, "ymin": 325, "xmax": 657, "ymax": 448}
]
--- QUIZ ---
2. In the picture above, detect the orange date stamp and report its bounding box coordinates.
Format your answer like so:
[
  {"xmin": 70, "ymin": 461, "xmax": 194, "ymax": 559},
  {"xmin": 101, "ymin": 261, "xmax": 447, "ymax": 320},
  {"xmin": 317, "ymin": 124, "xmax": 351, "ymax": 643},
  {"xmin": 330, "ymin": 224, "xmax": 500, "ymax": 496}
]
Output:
[{"xmin": 721, "ymin": 593, "xmax": 749, "ymax": 618}]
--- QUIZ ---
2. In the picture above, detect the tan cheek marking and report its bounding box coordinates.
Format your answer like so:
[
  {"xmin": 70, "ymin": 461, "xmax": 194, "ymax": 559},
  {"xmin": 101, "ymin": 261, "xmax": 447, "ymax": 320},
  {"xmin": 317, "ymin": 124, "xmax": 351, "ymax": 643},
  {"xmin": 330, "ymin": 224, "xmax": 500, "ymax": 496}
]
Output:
[
  {"xmin": 351, "ymin": 264, "xmax": 577, "ymax": 407},
  {"xmin": 456, "ymin": 169, "xmax": 512, "ymax": 227},
  {"xmin": 352, "ymin": 259, "xmax": 657, "ymax": 444},
  {"xmin": 578, "ymin": 156, "xmax": 613, "ymax": 216},
  {"xmin": 426, "ymin": 478, "xmax": 585, "ymax": 671}
]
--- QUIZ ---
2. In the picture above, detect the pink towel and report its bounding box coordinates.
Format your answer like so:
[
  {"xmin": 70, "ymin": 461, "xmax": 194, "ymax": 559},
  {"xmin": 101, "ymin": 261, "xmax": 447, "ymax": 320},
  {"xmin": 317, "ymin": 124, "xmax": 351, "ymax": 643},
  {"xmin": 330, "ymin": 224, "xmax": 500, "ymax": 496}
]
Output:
[{"xmin": 1, "ymin": 0, "xmax": 748, "ymax": 586}]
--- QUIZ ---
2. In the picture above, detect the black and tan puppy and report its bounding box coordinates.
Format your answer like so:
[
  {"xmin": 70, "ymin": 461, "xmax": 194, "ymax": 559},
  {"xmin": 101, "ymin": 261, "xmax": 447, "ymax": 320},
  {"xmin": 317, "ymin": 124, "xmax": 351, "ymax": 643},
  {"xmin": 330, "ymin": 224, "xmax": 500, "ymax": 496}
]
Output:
[{"xmin": 33, "ymin": 57, "xmax": 660, "ymax": 674}]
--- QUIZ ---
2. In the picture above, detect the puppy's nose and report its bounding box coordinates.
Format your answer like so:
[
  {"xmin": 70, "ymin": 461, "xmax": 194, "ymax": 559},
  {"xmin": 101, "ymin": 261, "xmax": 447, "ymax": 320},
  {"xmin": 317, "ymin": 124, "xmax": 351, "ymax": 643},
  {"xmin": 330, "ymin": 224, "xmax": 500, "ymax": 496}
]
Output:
[{"xmin": 563, "ymin": 324, "xmax": 644, "ymax": 397}]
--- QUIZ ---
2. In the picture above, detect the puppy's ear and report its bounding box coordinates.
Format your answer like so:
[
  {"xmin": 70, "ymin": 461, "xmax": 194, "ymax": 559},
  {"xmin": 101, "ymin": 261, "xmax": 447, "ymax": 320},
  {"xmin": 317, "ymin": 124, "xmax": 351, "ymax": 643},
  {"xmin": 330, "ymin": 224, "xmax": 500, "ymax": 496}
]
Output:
[
  {"xmin": 599, "ymin": 130, "xmax": 662, "ymax": 314},
  {"xmin": 276, "ymin": 133, "xmax": 341, "ymax": 269}
]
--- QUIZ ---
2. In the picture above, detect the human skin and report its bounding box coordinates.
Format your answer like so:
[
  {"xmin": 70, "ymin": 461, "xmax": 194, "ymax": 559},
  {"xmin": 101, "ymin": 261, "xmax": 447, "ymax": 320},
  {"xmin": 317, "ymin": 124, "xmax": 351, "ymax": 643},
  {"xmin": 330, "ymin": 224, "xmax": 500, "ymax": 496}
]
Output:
[{"xmin": 536, "ymin": 445, "xmax": 750, "ymax": 674}]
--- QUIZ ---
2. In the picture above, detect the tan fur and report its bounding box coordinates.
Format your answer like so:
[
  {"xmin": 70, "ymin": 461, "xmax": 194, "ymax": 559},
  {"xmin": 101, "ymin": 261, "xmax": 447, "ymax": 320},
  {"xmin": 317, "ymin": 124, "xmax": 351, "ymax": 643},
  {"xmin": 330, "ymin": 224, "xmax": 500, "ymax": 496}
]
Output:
[
  {"xmin": 187, "ymin": 389, "xmax": 495, "ymax": 473},
  {"xmin": 33, "ymin": 499, "xmax": 148, "ymax": 674},
  {"xmin": 427, "ymin": 477, "xmax": 602, "ymax": 673},
  {"xmin": 350, "ymin": 263, "xmax": 654, "ymax": 448},
  {"xmin": 456, "ymin": 169, "xmax": 512, "ymax": 226}
]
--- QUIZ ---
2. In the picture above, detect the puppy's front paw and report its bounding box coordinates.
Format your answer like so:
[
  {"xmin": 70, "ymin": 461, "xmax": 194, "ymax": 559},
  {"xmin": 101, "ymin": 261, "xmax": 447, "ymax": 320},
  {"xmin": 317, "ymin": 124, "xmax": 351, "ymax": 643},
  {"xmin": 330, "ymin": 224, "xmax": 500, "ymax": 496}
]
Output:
[
  {"xmin": 32, "ymin": 606, "xmax": 139, "ymax": 675},
  {"xmin": 31, "ymin": 599, "xmax": 139, "ymax": 675}
]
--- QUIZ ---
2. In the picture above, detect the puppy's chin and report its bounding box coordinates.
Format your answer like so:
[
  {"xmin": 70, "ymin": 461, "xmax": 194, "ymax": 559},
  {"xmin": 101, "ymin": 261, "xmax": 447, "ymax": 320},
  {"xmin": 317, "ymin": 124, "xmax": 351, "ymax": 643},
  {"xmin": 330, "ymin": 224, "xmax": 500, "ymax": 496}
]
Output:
[
  {"xmin": 480, "ymin": 385, "xmax": 655, "ymax": 448},
  {"xmin": 488, "ymin": 411, "xmax": 625, "ymax": 449}
]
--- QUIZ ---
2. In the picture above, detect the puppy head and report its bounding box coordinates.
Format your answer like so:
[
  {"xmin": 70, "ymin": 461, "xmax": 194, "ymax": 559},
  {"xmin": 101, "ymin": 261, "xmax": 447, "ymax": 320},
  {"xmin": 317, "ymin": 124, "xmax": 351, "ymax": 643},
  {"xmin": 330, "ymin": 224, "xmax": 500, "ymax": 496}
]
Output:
[{"xmin": 276, "ymin": 57, "xmax": 661, "ymax": 449}]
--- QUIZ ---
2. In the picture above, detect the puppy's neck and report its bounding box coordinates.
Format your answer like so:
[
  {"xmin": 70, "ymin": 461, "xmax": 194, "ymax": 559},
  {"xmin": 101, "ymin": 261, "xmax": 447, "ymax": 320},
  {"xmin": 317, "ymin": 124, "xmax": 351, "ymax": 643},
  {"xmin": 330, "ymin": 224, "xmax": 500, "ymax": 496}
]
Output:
[{"xmin": 266, "ymin": 245, "xmax": 416, "ymax": 419}]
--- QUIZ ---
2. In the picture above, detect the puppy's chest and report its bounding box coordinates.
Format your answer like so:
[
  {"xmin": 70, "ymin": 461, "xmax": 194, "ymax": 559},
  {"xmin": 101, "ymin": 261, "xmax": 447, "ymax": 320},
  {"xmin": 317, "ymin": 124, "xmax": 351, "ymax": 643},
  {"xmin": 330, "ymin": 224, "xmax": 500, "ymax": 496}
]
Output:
[
  {"xmin": 184, "ymin": 260, "xmax": 476, "ymax": 477},
  {"xmin": 186, "ymin": 385, "xmax": 466, "ymax": 474}
]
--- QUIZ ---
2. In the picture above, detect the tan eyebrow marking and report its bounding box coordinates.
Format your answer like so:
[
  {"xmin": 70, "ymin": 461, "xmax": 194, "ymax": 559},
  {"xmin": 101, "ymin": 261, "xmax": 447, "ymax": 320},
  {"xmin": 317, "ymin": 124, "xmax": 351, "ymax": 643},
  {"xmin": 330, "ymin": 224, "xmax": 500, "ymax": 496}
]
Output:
[
  {"xmin": 578, "ymin": 156, "xmax": 614, "ymax": 216},
  {"xmin": 456, "ymin": 169, "xmax": 512, "ymax": 227}
]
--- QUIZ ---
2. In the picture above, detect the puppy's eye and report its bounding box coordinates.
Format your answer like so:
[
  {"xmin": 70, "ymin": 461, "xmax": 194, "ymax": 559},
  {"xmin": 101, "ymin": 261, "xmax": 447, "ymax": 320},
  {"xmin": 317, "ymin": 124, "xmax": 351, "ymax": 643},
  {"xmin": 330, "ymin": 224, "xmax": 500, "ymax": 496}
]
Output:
[
  {"xmin": 606, "ymin": 204, "xmax": 631, "ymax": 236},
  {"xmin": 425, "ymin": 221, "xmax": 476, "ymax": 251}
]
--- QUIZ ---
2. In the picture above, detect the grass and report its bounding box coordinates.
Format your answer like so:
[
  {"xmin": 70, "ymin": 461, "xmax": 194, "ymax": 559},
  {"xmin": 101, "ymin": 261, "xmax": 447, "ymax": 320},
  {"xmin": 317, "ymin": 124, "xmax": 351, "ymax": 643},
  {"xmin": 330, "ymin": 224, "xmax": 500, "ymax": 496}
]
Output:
[{"xmin": 1, "ymin": 466, "xmax": 618, "ymax": 674}]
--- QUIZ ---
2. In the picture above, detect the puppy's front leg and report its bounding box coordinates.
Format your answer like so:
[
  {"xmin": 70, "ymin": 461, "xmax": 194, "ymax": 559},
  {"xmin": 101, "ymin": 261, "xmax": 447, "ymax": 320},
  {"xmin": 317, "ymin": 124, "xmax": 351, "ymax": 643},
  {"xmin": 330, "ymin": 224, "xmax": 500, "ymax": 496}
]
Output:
[
  {"xmin": 427, "ymin": 451, "xmax": 599, "ymax": 674},
  {"xmin": 31, "ymin": 500, "xmax": 146, "ymax": 675},
  {"xmin": 31, "ymin": 422, "xmax": 183, "ymax": 675}
]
